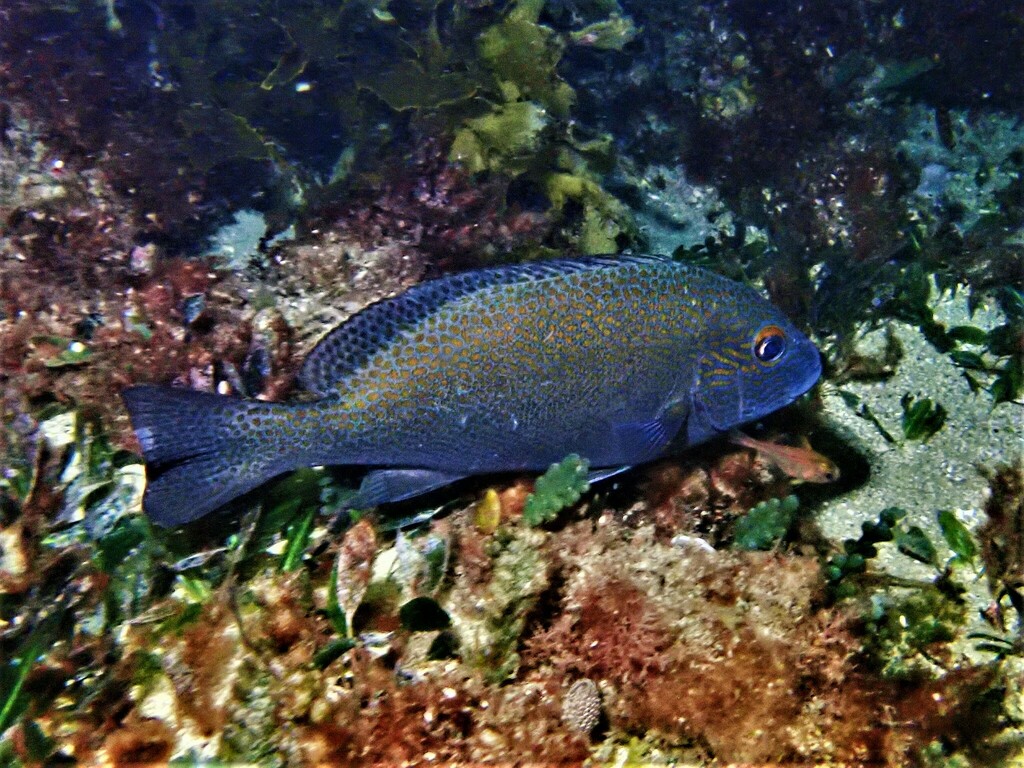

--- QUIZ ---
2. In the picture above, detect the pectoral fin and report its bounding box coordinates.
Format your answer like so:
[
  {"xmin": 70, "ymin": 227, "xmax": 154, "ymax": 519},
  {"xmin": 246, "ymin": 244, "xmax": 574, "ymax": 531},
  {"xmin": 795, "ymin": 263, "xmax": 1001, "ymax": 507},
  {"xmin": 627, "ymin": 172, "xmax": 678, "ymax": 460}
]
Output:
[{"xmin": 610, "ymin": 400, "xmax": 688, "ymax": 463}]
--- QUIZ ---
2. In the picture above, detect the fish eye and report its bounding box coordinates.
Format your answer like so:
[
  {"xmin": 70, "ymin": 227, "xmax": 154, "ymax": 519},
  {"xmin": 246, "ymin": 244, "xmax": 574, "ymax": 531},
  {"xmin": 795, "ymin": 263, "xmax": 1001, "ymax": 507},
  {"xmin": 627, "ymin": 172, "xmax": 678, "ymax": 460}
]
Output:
[{"xmin": 753, "ymin": 325, "xmax": 787, "ymax": 364}]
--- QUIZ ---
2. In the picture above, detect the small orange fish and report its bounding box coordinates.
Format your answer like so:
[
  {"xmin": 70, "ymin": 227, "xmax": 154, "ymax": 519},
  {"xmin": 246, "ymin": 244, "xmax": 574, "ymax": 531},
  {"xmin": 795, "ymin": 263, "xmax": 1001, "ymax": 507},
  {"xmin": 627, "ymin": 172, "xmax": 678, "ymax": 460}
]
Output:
[{"xmin": 730, "ymin": 432, "xmax": 840, "ymax": 484}]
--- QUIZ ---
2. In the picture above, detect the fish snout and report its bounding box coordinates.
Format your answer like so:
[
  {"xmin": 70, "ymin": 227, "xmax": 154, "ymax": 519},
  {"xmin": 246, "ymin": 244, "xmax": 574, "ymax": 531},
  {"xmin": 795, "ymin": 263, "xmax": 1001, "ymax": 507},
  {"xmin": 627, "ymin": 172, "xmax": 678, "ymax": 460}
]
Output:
[{"xmin": 787, "ymin": 340, "xmax": 823, "ymax": 400}]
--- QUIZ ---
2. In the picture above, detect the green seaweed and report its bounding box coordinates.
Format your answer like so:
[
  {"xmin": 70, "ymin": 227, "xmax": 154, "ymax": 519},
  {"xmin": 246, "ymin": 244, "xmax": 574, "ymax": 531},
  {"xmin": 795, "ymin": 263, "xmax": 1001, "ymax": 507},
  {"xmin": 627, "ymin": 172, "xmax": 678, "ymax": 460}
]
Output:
[
  {"xmin": 0, "ymin": 637, "xmax": 38, "ymax": 734},
  {"xmin": 731, "ymin": 495, "xmax": 800, "ymax": 551},
  {"xmin": 175, "ymin": 573, "xmax": 214, "ymax": 605},
  {"xmin": 259, "ymin": 45, "xmax": 308, "ymax": 91},
  {"xmin": 825, "ymin": 505, "xmax": 980, "ymax": 606},
  {"xmin": 362, "ymin": 60, "xmax": 479, "ymax": 112},
  {"xmin": 33, "ymin": 409, "xmax": 146, "ymax": 543},
  {"xmin": 544, "ymin": 163, "xmax": 635, "ymax": 254},
  {"xmin": 325, "ymin": 558, "xmax": 350, "ymax": 637},
  {"xmin": 411, "ymin": 531, "xmax": 450, "ymax": 596},
  {"xmin": 870, "ymin": 57, "xmax": 938, "ymax": 94},
  {"xmin": 279, "ymin": 504, "xmax": 316, "ymax": 572},
  {"xmin": 248, "ymin": 468, "xmax": 350, "ymax": 564},
  {"xmin": 896, "ymin": 524, "xmax": 939, "ymax": 566},
  {"xmin": 40, "ymin": 339, "xmax": 93, "ymax": 368},
  {"xmin": 889, "ymin": 264, "xmax": 952, "ymax": 352},
  {"xmin": 106, "ymin": 0, "xmax": 641, "ymax": 257},
  {"xmin": 476, "ymin": 528, "xmax": 549, "ymax": 682},
  {"xmin": 863, "ymin": 585, "xmax": 966, "ymax": 678},
  {"xmin": 936, "ymin": 510, "xmax": 977, "ymax": 568},
  {"xmin": 441, "ymin": 0, "xmax": 636, "ymax": 251},
  {"xmin": 988, "ymin": 287, "xmax": 1024, "ymax": 403},
  {"xmin": 313, "ymin": 637, "xmax": 357, "ymax": 669},
  {"xmin": 946, "ymin": 325, "xmax": 990, "ymax": 346},
  {"xmin": 0, "ymin": 608, "xmax": 69, "ymax": 749},
  {"xmin": 836, "ymin": 390, "xmax": 897, "ymax": 443},
  {"xmin": 825, "ymin": 506, "xmax": 903, "ymax": 600},
  {"xmin": 523, "ymin": 454, "xmax": 591, "ymax": 526},
  {"xmin": 882, "ymin": 267, "xmax": 1023, "ymax": 404},
  {"xmin": 832, "ymin": 510, "xmax": 974, "ymax": 678},
  {"xmin": 900, "ymin": 393, "xmax": 947, "ymax": 442},
  {"xmin": 918, "ymin": 741, "xmax": 972, "ymax": 768},
  {"xmin": 97, "ymin": 516, "xmax": 165, "ymax": 626}
]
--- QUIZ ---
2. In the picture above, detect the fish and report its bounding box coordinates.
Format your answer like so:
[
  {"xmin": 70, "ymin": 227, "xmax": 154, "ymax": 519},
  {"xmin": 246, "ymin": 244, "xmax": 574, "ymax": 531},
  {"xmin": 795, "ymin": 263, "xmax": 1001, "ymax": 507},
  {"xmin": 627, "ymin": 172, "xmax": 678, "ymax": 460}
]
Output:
[
  {"xmin": 729, "ymin": 432, "xmax": 840, "ymax": 483},
  {"xmin": 121, "ymin": 255, "xmax": 822, "ymax": 526}
]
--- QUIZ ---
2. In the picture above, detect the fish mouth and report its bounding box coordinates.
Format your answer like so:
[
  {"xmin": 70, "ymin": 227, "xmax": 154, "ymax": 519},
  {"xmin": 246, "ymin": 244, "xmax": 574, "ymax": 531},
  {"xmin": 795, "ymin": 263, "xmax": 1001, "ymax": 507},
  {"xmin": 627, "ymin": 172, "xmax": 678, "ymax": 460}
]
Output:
[{"xmin": 788, "ymin": 343, "xmax": 824, "ymax": 399}]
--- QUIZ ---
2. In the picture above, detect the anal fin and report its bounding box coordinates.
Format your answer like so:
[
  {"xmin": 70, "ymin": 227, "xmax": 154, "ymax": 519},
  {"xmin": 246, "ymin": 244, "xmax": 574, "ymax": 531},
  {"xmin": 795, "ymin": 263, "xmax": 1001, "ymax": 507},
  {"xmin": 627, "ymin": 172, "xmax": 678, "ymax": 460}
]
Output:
[
  {"xmin": 350, "ymin": 468, "xmax": 468, "ymax": 509},
  {"xmin": 586, "ymin": 465, "xmax": 634, "ymax": 484}
]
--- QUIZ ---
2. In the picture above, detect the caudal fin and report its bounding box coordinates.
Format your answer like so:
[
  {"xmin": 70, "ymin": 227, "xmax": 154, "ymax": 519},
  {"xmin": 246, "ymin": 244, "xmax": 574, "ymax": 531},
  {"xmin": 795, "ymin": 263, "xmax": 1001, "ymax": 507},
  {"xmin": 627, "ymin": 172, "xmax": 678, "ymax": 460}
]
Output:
[{"xmin": 121, "ymin": 385, "xmax": 286, "ymax": 526}]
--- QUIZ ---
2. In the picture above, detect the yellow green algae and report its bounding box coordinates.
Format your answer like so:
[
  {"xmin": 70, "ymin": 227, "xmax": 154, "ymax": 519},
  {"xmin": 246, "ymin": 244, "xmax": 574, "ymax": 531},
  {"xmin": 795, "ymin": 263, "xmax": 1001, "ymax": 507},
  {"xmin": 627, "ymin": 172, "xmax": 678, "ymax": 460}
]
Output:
[{"xmin": 569, "ymin": 14, "xmax": 640, "ymax": 51}]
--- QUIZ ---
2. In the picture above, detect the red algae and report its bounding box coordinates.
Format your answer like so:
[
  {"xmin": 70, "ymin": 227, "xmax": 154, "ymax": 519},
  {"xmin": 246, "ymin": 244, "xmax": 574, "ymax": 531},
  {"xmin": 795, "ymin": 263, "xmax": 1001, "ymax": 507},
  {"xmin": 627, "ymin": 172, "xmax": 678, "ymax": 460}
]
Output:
[
  {"xmin": 308, "ymin": 139, "xmax": 555, "ymax": 271},
  {"xmin": 515, "ymin": 517, "xmax": 1008, "ymax": 764},
  {"xmin": 523, "ymin": 575, "xmax": 674, "ymax": 686},
  {"xmin": 103, "ymin": 717, "xmax": 176, "ymax": 766},
  {"xmin": 627, "ymin": 448, "xmax": 792, "ymax": 545}
]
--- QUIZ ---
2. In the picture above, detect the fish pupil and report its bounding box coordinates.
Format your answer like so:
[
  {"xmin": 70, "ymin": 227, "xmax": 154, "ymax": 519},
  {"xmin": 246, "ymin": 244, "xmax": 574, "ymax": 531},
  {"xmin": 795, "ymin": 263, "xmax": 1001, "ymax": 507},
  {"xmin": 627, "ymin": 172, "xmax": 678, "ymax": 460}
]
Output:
[{"xmin": 755, "ymin": 332, "xmax": 786, "ymax": 363}]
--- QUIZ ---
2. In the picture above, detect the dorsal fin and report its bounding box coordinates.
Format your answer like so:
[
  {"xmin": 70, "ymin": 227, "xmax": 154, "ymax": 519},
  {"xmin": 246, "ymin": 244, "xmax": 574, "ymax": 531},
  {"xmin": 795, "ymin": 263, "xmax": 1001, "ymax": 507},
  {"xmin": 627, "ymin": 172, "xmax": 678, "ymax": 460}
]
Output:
[{"xmin": 297, "ymin": 254, "xmax": 669, "ymax": 396}]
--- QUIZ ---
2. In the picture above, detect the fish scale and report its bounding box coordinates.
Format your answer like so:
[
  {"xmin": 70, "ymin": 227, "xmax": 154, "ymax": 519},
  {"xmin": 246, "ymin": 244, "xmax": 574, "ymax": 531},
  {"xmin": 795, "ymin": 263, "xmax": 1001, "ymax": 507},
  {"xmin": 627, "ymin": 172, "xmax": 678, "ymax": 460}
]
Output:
[
  {"xmin": 318, "ymin": 263, "xmax": 690, "ymax": 464},
  {"xmin": 122, "ymin": 255, "xmax": 822, "ymax": 526}
]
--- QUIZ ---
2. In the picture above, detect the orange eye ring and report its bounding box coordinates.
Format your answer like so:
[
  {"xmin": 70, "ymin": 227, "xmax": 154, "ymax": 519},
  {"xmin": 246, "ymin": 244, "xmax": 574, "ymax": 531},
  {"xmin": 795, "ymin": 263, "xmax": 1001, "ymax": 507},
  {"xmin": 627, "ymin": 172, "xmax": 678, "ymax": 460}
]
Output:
[{"xmin": 753, "ymin": 325, "xmax": 787, "ymax": 364}]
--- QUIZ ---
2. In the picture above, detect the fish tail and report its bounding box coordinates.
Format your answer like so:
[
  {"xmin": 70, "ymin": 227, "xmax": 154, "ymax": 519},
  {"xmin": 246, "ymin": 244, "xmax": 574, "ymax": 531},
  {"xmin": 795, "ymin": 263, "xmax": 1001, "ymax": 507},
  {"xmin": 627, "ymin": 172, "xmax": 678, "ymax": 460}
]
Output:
[{"xmin": 121, "ymin": 385, "xmax": 298, "ymax": 526}]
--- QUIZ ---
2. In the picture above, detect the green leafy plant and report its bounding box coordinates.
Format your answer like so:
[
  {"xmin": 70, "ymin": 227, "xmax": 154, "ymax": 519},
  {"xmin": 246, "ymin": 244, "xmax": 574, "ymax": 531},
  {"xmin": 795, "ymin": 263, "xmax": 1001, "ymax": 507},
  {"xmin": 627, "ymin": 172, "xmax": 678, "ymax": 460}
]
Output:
[
  {"xmin": 0, "ymin": 638, "xmax": 39, "ymax": 734},
  {"xmin": 900, "ymin": 393, "xmax": 947, "ymax": 441},
  {"xmin": 822, "ymin": 507, "xmax": 976, "ymax": 676},
  {"xmin": 988, "ymin": 287, "xmax": 1024, "ymax": 404},
  {"xmin": 35, "ymin": 337, "xmax": 93, "ymax": 368},
  {"xmin": 569, "ymin": 13, "xmax": 640, "ymax": 50},
  {"xmin": 825, "ymin": 506, "xmax": 979, "ymax": 603},
  {"xmin": 877, "ymin": 264, "xmax": 1022, "ymax": 405},
  {"xmin": 0, "ymin": 611, "xmax": 68, "ymax": 755},
  {"xmin": 522, "ymin": 454, "xmax": 590, "ymax": 526},
  {"xmin": 862, "ymin": 585, "xmax": 966, "ymax": 678},
  {"xmin": 279, "ymin": 506, "xmax": 316, "ymax": 572},
  {"xmin": 895, "ymin": 523, "xmax": 939, "ymax": 565},
  {"xmin": 936, "ymin": 510, "xmax": 977, "ymax": 568},
  {"xmin": 941, "ymin": 295, "xmax": 1023, "ymax": 403},
  {"xmin": 731, "ymin": 495, "xmax": 800, "ymax": 551}
]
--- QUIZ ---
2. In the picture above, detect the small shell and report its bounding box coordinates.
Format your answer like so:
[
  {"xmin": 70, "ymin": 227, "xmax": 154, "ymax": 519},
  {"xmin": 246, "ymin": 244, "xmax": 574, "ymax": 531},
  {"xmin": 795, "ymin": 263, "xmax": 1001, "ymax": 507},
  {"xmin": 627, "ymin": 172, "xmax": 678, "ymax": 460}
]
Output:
[{"xmin": 562, "ymin": 678, "xmax": 602, "ymax": 734}]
